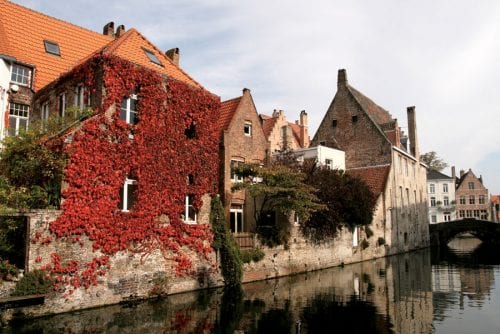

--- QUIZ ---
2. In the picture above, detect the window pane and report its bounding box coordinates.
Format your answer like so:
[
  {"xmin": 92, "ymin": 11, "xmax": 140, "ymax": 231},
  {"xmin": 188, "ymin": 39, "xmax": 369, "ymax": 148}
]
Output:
[
  {"xmin": 119, "ymin": 185, "xmax": 125, "ymax": 210},
  {"xmin": 8, "ymin": 117, "xmax": 17, "ymax": 136},
  {"xmin": 120, "ymin": 98, "xmax": 128, "ymax": 121},
  {"xmin": 127, "ymin": 184, "xmax": 137, "ymax": 210},
  {"xmin": 236, "ymin": 212, "xmax": 243, "ymax": 232},
  {"xmin": 230, "ymin": 212, "xmax": 236, "ymax": 233}
]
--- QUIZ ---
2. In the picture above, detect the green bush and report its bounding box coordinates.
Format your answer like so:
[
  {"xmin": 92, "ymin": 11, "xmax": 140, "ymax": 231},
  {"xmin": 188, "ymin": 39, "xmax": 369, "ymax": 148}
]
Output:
[
  {"xmin": 364, "ymin": 226, "xmax": 374, "ymax": 238},
  {"xmin": 12, "ymin": 270, "xmax": 53, "ymax": 296},
  {"xmin": 240, "ymin": 248, "xmax": 265, "ymax": 264}
]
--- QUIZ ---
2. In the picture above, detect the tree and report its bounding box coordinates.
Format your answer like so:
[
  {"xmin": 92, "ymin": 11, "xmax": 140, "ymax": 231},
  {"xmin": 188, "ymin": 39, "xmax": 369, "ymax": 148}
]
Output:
[
  {"xmin": 232, "ymin": 162, "xmax": 324, "ymax": 247},
  {"xmin": 301, "ymin": 166, "xmax": 377, "ymax": 242},
  {"xmin": 420, "ymin": 151, "xmax": 448, "ymax": 172}
]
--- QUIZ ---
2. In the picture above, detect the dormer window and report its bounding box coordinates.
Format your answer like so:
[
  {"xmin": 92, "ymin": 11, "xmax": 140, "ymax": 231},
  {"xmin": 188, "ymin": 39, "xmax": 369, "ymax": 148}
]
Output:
[
  {"xmin": 10, "ymin": 63, "xmax": 31, "ymax": 86},
  {"xmin": 120, "ymin": 93, "xmax": 138, "ymax": 125},
  {"xmin": 244, "ymin": 121, "xmax": 252, "ymax": 136},
  {"xmin": 143, "ymin": 48, "xmax": 163, "ymax": 67},
  {"xmin": 44, "ymin": 40, "xmax": 60, "ymax": 56}
]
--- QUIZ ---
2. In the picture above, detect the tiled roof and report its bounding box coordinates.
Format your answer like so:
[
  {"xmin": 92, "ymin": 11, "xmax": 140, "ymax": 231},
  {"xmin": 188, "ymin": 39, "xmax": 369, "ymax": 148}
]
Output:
[
  {"xmin": 347, "ymin": 165, "xmax": 391, "ymax": 197},
  {"xmin": 427, "ymin": 169, "xmax": 452, "ymax": 180},
  {"xmin": 260, "ymin": 115, "xmax": 277, "ymax": 138},
  {"xmin": 491, "ymin": 195, "xmax": 500, "ymax": 203},
  {"xmin": 0, "ymin": 0, "xmax": 112, "ymax": 91},
  {"xmin": 0, "ymin": 0, "xmax": 201, "ymax": 91},
  {"xmin": 289, "ymin": 122, "xmax": 302, "ymax": 144},
  {"xmin": 219, "ymin": 97, "xmax": 241, "ymax": 131},
  {"xmin": 100, "ymin": 29, "xmax": 201, "ymax": 88},
  {"xmin": 347, "ymin": 85, "xmax": 394, "ymax": 125}
]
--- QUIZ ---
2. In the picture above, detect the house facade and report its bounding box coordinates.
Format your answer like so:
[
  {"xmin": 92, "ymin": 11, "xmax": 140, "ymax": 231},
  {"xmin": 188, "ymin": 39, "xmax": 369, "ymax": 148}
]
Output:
[
  {"xmin": 427, "ymin": 169, "xmax": 457, "ymax": 224},
  {"xmin": 260, "ymin": 109, "xmax": 309, "ymax": 153},
  {"xmin": 219, "ymin": 88, "xmax": 268, "ymax": 234},
  {"xmin": 455, "ymin": 169, "xmax": 489, "ymax": 220},
  {"xmin": 312, "ymin": 69, "xmax": 429, "ymax": 253}
]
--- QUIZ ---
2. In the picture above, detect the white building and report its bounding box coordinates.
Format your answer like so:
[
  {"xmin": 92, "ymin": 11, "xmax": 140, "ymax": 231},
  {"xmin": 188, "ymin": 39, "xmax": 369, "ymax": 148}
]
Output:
[
  {"xmin": 292, "ymin": 145, "xmax": 346, "ymax": 170},
  {"xmin": 427, "ymin": 169, "xmax": 456, "ymax": 224}
]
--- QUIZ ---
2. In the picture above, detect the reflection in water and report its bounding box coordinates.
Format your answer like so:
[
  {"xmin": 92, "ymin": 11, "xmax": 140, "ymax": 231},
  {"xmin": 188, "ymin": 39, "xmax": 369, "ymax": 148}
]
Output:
[{"xmin": 5, "ymin": 241, "xmax": 500, "ymax": 333}]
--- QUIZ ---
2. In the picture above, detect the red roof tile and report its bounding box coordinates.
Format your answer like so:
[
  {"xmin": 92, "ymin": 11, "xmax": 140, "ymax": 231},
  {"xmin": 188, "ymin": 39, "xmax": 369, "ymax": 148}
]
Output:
[
  {"xmin": 347, "ymin": 165, "xmax": 391, "ymax": 197},
  {"xmin": 219, "ymin": 97, "xmax": 241, "ymax": 131},
  {"xmin": 261, "ymin": 115, "xmax": 277, "ymax": 138}
]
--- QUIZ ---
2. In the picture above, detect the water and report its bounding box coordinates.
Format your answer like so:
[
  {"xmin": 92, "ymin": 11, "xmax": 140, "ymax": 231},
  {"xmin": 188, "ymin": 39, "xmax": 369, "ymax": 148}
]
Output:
[{"xmin": 5, "ymin": 237, "xmax": 500, "ymax": 333}]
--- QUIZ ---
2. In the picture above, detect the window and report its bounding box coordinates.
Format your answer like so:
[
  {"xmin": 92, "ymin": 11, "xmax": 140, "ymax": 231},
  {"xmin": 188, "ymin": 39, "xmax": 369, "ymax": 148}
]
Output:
[
  {"xmin": 443, "ymin": 183, "xmax": 448, "ymax": 193},
  {"xmin": 143, "ymin": 48, "xmax": 163, "ymax": 66},
  {"xmin": 473, "ymin": 210, "xmax": 479, "ymax": 218},
  {"xmin": 119, "ymin": 178, "xmax": 137, "ymax": 212},
  {"xmin": 244, "ymin": 122, "xmax": 252, "ymax": 136},
  {"xmin": 466, "ymin": 210, "xmax": 472, "ymax": 218},
  {"xmin": 231, "ymin": 160, "xmax": 244, "ymax": 183},
  {"xmin": 479, "ymin": 195, "xmax": 485, "ymax": 204},
  {"xmin": 120, "ymin": 93, "xmax": 138, "ymax": 125},
  {"xmin": 469, "ymin": 195, "xmax": 475, "ymax": 205},
  {"xmin": 444, "ymin": 196, "xmax": 449, "ymax": 206},
  {"xmin": 74, "ymin": 85, "xmax": 85, "ymax": 111},
  {"xmin": 44, "ymin": 40, "xmax": 60, "ymax": 56},
  {"xmin": 459, "ymin": 196, "xmax": 466, "ymax": 205},
  {"xmin": 429, "ymin": 184, "xmax": 435, "ymax": 193},
  {"xmin": 332, "ymin": 119, "xmax": 337, "ymax": 128},
  {"xmin": 352, "ymin": 226, "xmax": 359, "ymax": 247},
  {"xmin": 431, "ymin": 215, "xmax": 437, "ymax": 223},
  {"xmin": 319, "ymin": 141, "xmax": 326, "ymax": 146},
  {"xmin": 444, "ymin": 212, "xmax": 451, "ymax": 222},
  {"xmin": 10, "ymin": 63, "xmax": 31, "ymax": 86},
  {"xmin": 182, "ymin": 195, "xmax": 197, "ymax": 224},
  {"xmin": 293, "ymin": 212, "xmax": 300, "ymax": 226},
  {"xmin": 58, "ymin": 93, "xmax": 66, "ymax": 117},
  {"xmin": 41, "ymin": 103, "xmax": 49, "ymax": 122},
  {"xmin": 186, "ymin": 174, "xmax": 194, "ymax": 185},
  {"xmin": 230, "ymin": 206, "xmax": 243, "ymax": 233},
  {"xmin": 459, "ymin": 210, "xmax": 465, "ymax": 218},
  {"xmin": 8, "ymin": 103, "xmax": 29, "ymax": 136},
  {"xmin": 325, "ymin": 159, "xmax": 333, "ymax": 170},
  {"xmin": 468, "ymin": 182, "xmax": 474, "ymax": 190},
  {"xmin": 430, "ymin": 196, "xmax": 436, "ymax": 207},
  {"xmin": 480, "ymin": 210, "xmax": 488, "ymax": 220},
  {"xmin": 351, "ymin": 115, "xmax": 358, "ymax": 123}
]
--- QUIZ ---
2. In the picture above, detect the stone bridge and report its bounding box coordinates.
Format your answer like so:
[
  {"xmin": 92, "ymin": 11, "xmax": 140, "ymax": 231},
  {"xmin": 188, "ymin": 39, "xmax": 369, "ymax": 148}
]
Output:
[{"xmin": 429, "ymin": 219, "xmax": 500, "ymax": 247}]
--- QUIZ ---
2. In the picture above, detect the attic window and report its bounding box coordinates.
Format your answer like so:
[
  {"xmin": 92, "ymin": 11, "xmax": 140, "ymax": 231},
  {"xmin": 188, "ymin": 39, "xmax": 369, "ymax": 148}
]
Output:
[
  {"xmin": 44, "ymin": 40, "xmax": 60, "ymax": 56},
  {"xmin": 143, "ymin": 48, "xmax": 163, "ymax": 66},
  {"xmin": 351, "ymin": 115, "xmax": 358, "ymax": 123},
  {"xmin": 332, "ymin": 119, "xmax": 337, "ymax": 128}
]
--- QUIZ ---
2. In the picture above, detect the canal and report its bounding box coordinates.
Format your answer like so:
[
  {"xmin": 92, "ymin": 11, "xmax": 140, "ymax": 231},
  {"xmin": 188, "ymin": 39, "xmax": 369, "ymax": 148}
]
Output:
[{"xmin": 4, "ymin": 237, "xmax": 500, "ymax": 333}]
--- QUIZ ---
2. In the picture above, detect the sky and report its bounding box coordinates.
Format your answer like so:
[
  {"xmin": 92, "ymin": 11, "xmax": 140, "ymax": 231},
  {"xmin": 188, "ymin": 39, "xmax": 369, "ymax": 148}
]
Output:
[{"xmin": 16, "ymin": 0, "xmax": 500, "ymax": 194}]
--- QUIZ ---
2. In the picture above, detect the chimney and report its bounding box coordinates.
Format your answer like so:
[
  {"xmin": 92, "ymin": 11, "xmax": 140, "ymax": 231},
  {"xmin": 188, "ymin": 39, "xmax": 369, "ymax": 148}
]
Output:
[
  {"xmin": 103, "ymin": 22, "xmax": 115, "ymax": 37},
  {"xmin": 406, "ymin": 106, "xmax": 419, "ymax": 159},
  {"xmin": 115, "ymin": 24, "xmax": 126, "ymax": 38},
  {"xmin": 451, "ymin": 166, "xmax": 456, "ymax": 180},
  {"xmin": 272, "ymin": 109, "xmax": 279, "ymax": 117},
  {"xmin": 299, "ymin": 110, "xmax": 309, "ymax": 148},
  {"xmin": 460, "ymin": 169, "xmax": 465, "ymax": 178},
  {"xmin": 165, "ymin": 48, "xmax": 180, "ymax": 66},
  {"xmin": 242, "ymin": 88, "xmax": 250, "ymax": 95},
  {"xmin": 337, "ymin": 69, "xmax": 347, "ymax": 89}
]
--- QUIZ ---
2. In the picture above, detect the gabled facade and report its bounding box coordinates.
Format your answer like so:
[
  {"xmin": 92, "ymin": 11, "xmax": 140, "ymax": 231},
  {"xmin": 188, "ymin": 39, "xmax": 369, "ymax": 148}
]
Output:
[
  {"xmin": 260, "ymin": 109, "xmax": 309, "ymax": 153},
  {"xmin": 427, "ymin": 169, "xmax": 456, "ymax": 224},
  {"xmin": 313, "ymin": 69, "xmax": 429, "ymax": 253},
  {"xmin": 455, "ymin": 169, "xmax": 489, "ymax": 220},
  {"xmin": 491, "ymin": 195, "xmax": 500, "ymax": 223},
  {"xmin": 219, "ymin": 88, "xmax": 267, "ymax": 234}
]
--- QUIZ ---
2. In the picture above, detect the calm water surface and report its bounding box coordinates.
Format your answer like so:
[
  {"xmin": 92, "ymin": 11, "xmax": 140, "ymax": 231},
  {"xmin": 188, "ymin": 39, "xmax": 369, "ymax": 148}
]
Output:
[{"xmin": 5, "ymin": 237, "xmax": 500, "ymax": 333}]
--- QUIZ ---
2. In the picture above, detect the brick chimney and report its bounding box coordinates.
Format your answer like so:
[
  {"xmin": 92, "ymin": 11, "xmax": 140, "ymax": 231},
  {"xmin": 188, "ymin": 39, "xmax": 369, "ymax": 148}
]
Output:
[
  {"xmin": 299, "ymin": 110, "xmax": 309, "ymax": 148},
  {"xmin": 103, "ymin": 22, "xmax": 115, "ymax": 37},
  {"xmin": 166, "ymin": 48, "xmax": 180, "ymax": 66},
  {"xmin": 115, "ymin": 24, "xmax": 126, "ymax": 38},
  {"xmin": 406, "ymin": 106, "xmax": 419, "ymax": 159},
  {"xmin": 242, "ymin": 87, "xmax": 250, "ymax": 95},
  {"xmin": 338, "ymin": 69, "xmax": 347, "ymax": 89}
]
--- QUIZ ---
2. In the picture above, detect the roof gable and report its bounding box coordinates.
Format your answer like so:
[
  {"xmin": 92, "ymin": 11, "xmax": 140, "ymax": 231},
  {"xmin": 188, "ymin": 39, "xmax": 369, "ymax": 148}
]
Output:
[
  {"xmin": 219, "ymin": 97, "xmax": 241, "ymax": 131},
  {"xmin": 456, "ymin": 169, "xmax": 487, "ymax": 190}
]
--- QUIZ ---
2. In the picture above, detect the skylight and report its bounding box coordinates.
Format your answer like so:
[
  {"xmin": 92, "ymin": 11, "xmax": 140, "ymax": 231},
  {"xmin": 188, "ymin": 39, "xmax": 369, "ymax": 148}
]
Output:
[
  {"xmin": 143, "ymin": 48, "xmax": 163, "ymax": 66},
  {"xmin": 44, "ymin": 40, "xmax": 60, "ymax": 56}
]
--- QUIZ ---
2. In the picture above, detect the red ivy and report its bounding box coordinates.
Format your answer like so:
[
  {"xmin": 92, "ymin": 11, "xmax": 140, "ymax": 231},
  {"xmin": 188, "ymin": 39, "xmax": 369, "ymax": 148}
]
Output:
[{"xmin": 45, "ymin": 54, "xmax": 220, "ymax": 289}]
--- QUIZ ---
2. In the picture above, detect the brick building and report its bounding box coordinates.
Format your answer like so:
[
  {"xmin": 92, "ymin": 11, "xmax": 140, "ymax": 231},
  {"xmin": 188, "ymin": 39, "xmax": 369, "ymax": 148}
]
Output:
[
  {"xmin": 312, "ymin": 69, "xmax": 429, "ymax": 252},
  {"xmin": 427, "ymin": 169, "xmax": 457, "ymax": 224},
  {"xmin": 219, "ymin": 88, "xmax": 268, "ymax": 234},
  {"xmin": 491, "ymin": 195, "xmax": 500, "ymax": 223},
  {"xmin": 260, "ymin": 109, "xmax": 309, "ymax": 153},
  {"xmin": 455, "ymin": 169, "xmax": 489, "ymax": 220}
]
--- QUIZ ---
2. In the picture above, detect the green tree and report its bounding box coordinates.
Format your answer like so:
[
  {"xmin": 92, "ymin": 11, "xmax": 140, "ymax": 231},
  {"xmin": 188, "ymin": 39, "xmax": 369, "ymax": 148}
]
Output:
[
  {"xmin": 420, "ymin": 151, "xmax": 448, "ymax": 172},
  {"xmin": 302, "ymin": 167, "xmax": 377, "ymax": 242}
]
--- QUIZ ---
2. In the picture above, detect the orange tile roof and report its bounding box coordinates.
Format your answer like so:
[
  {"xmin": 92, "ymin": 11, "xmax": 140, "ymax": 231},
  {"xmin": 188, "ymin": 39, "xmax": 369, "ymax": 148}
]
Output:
[
  {"xmin": 348, "ymin": 165, "xmax": 391, "ymax": 197},
  {"xmin": 0, "ymin": 0, "xmax": 112, "ymax": 91},
  {"xmin": 219, "ymin": 97, "xmax": 241, "ymax": 131},
  {"xmin": 260, "ymin": 115, "xmax": 277, "ymax": 138},
  {"xmin": 0, "ymin": 0, "xmax": 201, "ymax": 91}
]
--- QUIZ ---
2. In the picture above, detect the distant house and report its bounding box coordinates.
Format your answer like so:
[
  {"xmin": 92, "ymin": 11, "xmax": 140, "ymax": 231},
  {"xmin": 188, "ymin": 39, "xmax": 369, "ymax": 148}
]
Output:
[
  {"xmin": 491, "ymin": 195, "xmax": 500, "ymax": 223},
  {"xmin": 312, "ymin": 69, "xmax": 429, "ymax": 252},
  {"xmin": 427, "ymin": 169, "xmax": 457, "ymax": 224},
  {"xmin": 260, "ymin": 109, "xmax": 309, "ymax": 153},
  {"xmin": 455, "ymin": 169, "xmax": 490, "ymax": 220},
  {"xmin": 219, "ymin": 88, "xmax": 268, "ymax": 234}
]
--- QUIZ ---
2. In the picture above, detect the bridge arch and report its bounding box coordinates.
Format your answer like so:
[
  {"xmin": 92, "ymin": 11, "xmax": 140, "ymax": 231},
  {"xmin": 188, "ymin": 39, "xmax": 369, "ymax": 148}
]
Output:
[{"xmin": 429, "ymin": 219, "xmax": 500, "ymax": 247}]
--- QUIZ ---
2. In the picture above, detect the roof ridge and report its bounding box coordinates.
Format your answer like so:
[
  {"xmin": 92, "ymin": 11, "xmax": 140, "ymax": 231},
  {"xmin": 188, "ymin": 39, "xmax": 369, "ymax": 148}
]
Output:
[
  {"xmin": 348, "ymin": 164, "xmax": 391, "ymax": 170},
  {"xmin": 222, "ymin": 96, "xmax": 242, "ymax": 104},
  {"xmin": 2, "ymin": 0, "xmax": 113, "ymax": 41},
  {"xmin": 101, "ymin": 28, "xmax": 136, "ymax": 54}
]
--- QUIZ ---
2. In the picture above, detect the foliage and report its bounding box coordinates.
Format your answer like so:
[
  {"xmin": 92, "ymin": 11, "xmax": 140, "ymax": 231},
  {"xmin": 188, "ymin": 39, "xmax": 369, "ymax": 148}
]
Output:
[
  {"xmin": 377, "ymin": 237, "xmax": 386, "ymax": 246},
  {"xmin": 420, "ymin": 151, "xmax": 448, "ymax": 172},
  {"xmin": 361, "ymin": 239, "xmax": 369, "ymax": 250},
  {"xmin": 0, "ymin": 217, "xmax": 26, "ymax": 268},
  {"xmin": 0, "ymin": 260, "xmax": 19, "ymax": 280},
  {"xmin": 364, "ymin": 226, "xmax": 374, "ymax": 239},
  {"xmin": 232, "ymin": 162, "xmax": 324, "ymax": 247},
  {"xmin": 240, "ymin": 248, "xmax": 265, "ymax": 264},
  {"xmin": 301, "ymin": 167, "xmax": 377, "ymax": 242},
  {"xmin": 12, "ymin": 270, "xmax": 53, "ymax": 296},
  {"xmin": 31, "ymin": 54, "xmax": 220, "ymax": 291},
  {"xmin": 210, "ymin": 196, "xmax": 242, "ymax": 287}
]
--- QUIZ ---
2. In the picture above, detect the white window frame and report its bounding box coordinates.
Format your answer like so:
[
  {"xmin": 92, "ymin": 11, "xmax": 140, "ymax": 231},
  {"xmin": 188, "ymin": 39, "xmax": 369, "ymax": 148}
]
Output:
[
  {"xmin": 8, "ymin": 103, "xmax": 29, "ymax": 136},
  {"xmin": 231, "ymin": 160, "xmax": 244, "ymax": 183},
  {"xmin": 10, "ymin": 63, "xmax": 31, "ymax": 86},
  {"xmin": 244, "ymin": 121, "xmax": 252, "ymax": 136},
  {"xmin": 443, "ymin": 183, "xmax": 448, "ymax": 193},
  {"xmin": 58, "ymin": 93, "xmax": 66, "ymax": 117},
  {"xmin": 230, "ymin": 206, "xmax": 244, "ymax": 233},
  {"xmin": 183, "ymin": 195, "xmax": 197, "ymax": 224},
  {"xmin": 74, "ymin": 85, "xmax": 85, "ymax": 112},
  {"xmin": 120, "ymin": 93, "xmax": 138, "ymax": 125},
  {"xmin": 352, "ymin": 226, "xmax": 359, "ymax": 247},
  {"xmin": 324, "ymin": 159, "xmax": 333, "ymax": 170},
  {"xmin": 120, "ymin": 178, "xmax": 137, "ymax": 212},
  {"xmin": 443, "ymin": 196, "xmax": 449, "ymax": 206},
  {"xmin": 429, "ymin": 184, "xmax": 435, "ymax": 193},
  {"xmin": 431, "ymin": 215, "xmax": 437, "ymax": 223},
  {"xmin": 430, "ymin": 197, "xmax": 436, "ymax": 207}
]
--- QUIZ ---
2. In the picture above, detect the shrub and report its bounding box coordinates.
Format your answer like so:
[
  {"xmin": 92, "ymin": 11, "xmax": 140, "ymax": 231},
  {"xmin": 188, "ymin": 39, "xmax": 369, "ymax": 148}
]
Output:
[
  {"xmin": 364, "ymin": 226, "xmax": 374, "ymax": 238},
  {"xmin": 361, "ymin": 239, "xmax": 369, "ymax": 250},
  {"xmin": 0, "ymin": 260, "xmax": 18, "ymax": 280},
  {"xmin": 12, "ymin": 270, "xmax": 53, "ymax": 296},
  {"xmin": 377, "ymin": 237, "xmax": 386, "ymax": 246},
  {"xmin": 240, "ymin": 248, "xmax": 265, "ymax": 264}
]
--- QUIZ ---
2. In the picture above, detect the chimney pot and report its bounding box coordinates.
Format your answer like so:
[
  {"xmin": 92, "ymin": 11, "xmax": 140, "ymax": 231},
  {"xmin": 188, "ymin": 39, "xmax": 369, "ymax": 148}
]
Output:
[
  {"xmin": 165, "ymin": 48, "xmax": 180, "ymax": 66},
  {"xmin": 103, "ymin": 22, "xmax": 115, "ymax": 37}
]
